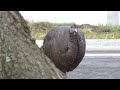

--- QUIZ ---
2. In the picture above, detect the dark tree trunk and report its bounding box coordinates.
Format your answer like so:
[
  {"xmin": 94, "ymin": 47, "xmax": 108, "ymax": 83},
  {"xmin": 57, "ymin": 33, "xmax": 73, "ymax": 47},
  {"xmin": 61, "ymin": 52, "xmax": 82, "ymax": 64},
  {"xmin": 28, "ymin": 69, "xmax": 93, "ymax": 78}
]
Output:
[{"xmin": 0, "ymin": 11, "xmax": 66, "ymax": 79}]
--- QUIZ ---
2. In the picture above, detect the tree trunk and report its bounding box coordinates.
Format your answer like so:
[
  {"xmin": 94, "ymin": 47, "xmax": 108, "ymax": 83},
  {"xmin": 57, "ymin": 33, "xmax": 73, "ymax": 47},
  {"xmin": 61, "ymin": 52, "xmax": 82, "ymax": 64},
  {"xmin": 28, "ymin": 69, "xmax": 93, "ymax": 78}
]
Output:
[{"xmin": 0, "ymin": 11, "xmax": 66, "ymax": 79}]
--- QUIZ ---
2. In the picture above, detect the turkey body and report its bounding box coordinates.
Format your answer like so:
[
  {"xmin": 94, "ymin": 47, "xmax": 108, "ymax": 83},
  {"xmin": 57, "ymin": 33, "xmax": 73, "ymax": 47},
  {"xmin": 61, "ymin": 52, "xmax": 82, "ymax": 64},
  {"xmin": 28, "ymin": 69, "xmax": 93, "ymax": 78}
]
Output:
[{"xmin": 43, "ymin": 25, "xmax": 86, "ymax": 73}]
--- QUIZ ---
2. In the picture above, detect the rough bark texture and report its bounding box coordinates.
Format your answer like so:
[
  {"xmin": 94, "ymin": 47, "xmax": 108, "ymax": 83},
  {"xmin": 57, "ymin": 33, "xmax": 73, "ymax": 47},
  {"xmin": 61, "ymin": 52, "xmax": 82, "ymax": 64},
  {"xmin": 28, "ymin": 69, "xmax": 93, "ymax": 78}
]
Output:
[{"xmin": 0, "ymin": 11, "xmax": 66, "ymax": 79}]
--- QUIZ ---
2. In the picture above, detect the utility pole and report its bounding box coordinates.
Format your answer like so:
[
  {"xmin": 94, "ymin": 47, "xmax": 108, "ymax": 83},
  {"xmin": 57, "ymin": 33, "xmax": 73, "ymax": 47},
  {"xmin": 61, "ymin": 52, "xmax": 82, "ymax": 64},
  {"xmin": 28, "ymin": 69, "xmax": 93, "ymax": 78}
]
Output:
[{"xmin": 107, "ymin": 11, "xmax": 119, "ymax": 25}]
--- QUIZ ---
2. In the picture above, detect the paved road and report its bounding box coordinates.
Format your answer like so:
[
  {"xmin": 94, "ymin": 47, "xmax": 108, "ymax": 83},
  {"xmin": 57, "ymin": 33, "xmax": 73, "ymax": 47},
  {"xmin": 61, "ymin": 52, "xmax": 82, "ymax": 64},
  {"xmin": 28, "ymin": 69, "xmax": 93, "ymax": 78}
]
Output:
[
  {"xmin": 67, "ymin": 54, "xmax": 120, "ymax": 79},
  {"xmin": 35, "ymin": 39, "xmax": 120, "ymax": 79}
]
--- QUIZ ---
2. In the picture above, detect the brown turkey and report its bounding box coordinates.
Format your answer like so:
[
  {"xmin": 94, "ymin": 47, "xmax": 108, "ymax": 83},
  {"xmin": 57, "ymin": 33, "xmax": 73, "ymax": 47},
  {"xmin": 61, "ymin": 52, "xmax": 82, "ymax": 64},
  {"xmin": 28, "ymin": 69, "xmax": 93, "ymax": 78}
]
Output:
[{"xmin": 43, "ymin": 24, "xmax": 86, "ymax": 74}]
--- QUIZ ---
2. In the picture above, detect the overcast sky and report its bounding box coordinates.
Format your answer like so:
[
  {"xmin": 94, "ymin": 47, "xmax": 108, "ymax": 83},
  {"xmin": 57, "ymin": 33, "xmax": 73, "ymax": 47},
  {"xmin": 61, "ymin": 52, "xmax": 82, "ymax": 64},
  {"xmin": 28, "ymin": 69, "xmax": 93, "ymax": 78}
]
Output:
[{"xmin": 20, "ymin": 11, "xmax": 108, "ymax": 25}]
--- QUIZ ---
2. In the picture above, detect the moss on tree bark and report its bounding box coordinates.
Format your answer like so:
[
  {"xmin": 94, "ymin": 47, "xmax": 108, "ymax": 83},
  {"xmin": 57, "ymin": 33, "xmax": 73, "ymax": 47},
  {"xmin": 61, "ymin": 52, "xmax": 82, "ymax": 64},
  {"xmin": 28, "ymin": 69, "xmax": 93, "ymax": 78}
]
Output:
[{"xmin": 0, "ymin": 11, "xmax": 66, "ymax": 79}]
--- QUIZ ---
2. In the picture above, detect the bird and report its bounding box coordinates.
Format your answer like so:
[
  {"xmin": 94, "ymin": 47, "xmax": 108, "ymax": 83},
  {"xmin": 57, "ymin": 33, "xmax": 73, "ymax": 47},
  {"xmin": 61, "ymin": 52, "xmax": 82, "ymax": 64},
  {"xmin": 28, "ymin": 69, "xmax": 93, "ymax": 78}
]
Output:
[{"xmin": 43, "ymin": 24, "xmax": 86, "ymax": 74}]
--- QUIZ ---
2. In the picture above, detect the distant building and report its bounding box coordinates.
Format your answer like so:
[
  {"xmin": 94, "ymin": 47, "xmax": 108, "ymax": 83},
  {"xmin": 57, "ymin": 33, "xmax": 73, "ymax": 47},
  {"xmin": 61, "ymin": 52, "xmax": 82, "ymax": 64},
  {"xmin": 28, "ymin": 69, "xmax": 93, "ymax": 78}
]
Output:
[{"xmin": 107, "ymin": 11, "xmax": 119, "ymax": 25}]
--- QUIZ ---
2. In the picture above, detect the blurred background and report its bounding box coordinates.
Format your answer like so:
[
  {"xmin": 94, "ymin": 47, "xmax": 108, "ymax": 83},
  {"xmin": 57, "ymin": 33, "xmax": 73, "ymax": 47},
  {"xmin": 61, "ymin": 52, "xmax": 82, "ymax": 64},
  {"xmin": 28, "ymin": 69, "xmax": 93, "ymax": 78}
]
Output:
[
  {"xmin": 20, "ymin": 11, "xmax": 120, "ymax": 79},
  {"xmin": 20, "ymin": 11, "xmax": 120, "ymax": 25},
  {"xmin": 20, "ymin": 11, "xmax": 120, "ymax": 39}
]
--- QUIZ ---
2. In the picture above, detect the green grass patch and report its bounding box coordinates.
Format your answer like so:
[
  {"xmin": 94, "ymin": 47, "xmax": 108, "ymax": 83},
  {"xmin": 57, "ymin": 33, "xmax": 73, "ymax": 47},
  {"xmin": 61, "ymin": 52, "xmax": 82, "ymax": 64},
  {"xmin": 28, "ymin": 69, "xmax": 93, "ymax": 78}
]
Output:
[
  {"xmin": 27, "ymin": 21, "xmax": 120, "ymax": 39},
  {"xmin": 84, "ymin": 32, "xmax": 120, "ymax": 39},
  {"xmin": 98, "ymin": 25, "xmax": 120, "ymax": 32}
]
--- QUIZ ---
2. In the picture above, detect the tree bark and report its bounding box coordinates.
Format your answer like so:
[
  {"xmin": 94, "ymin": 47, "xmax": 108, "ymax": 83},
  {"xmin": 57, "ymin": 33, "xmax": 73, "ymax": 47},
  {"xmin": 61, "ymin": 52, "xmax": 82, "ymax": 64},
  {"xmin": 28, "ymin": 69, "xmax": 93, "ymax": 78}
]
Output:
[{"xmin": 0, "ymin": 11, "xmax": 66, "ymax": 79}]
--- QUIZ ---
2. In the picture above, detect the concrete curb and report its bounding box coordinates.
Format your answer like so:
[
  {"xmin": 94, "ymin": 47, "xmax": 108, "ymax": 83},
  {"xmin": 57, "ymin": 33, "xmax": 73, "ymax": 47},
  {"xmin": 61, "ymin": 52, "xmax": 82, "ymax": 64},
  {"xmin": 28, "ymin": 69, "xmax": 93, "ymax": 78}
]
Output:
[
  {"xmin": 86, "ymin": 39, "xmax": 120, "ymax": 54},
  {"xmin": 86, "ymin": 50, "xmax": 120, "ymax": 54},
  {"xmin": 35, "ymin": 39, "xmax": 120, "ymax": 54}
]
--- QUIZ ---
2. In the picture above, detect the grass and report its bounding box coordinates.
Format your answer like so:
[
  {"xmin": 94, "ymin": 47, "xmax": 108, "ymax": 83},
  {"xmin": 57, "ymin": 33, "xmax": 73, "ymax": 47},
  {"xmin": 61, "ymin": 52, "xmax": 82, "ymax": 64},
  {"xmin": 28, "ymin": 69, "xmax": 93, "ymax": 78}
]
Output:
[
  {"xmin": 85, "ymin": 31, "xmax": 120, "ymax": 39},
  {"xmin": 98, "ymin": 25, "xmax": 120, "ymax": 32},
  {"xmin": 31, "ymin": 31, "xmax": 47, "ymax": 40},
  {"xmin": 81, "ymin": 26, "xmax": 120, "ymax": 39},
  {"xmin": 27, "ymin": 21, "xmax": 120, "ymax": 40}
]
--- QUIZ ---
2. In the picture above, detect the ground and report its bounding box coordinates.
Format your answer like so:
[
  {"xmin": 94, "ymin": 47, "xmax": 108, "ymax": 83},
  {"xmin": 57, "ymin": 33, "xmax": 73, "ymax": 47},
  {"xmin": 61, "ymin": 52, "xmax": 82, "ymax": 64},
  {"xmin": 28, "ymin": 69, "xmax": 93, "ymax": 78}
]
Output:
[{"xmin": 67, "ymin": 55, "xmax": 120, "ymax": 79}]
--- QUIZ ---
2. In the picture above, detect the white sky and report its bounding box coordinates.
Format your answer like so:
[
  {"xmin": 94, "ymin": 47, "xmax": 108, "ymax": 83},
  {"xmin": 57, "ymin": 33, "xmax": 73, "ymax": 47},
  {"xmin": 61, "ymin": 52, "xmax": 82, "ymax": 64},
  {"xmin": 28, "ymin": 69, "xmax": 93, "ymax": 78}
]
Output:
[{"xmin": 20, "ymin": 11, "xmax": 107, "ymax": 25}]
